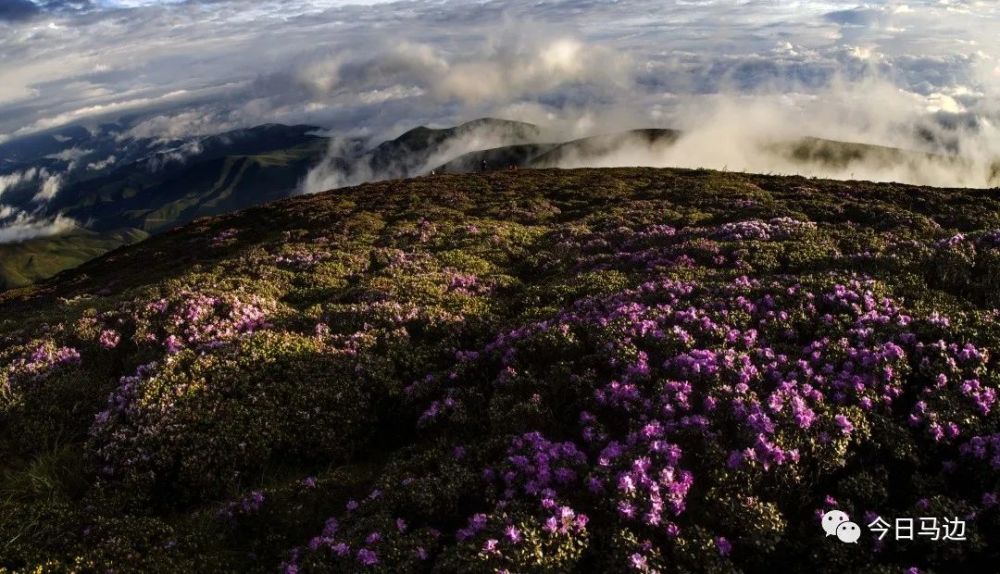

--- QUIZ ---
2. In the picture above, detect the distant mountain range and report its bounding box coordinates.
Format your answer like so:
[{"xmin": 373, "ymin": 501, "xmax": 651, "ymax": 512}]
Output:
[
  {"xmin": 436, "ymin": 128, "xmax": 682, "ymax": 172},
  {"xmin": 1, "ymin": 117, "xmax": 998, "ymax": 289},
  {"xmin": 0, "ymin": 124, "xmax": 330, "ymax": 288}
]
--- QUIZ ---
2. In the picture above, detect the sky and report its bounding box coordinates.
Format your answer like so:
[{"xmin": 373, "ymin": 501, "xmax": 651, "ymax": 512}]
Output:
[{"xmin": 0, "ymin": 0, "xmax": 999, "ymax": 153}]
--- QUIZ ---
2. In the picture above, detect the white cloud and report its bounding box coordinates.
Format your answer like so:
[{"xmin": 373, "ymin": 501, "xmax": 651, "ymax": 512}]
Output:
[
  {"xmin": 0, "ymin": 0, "xmax": 997, "ymax": 188},
  {"xmin": 45, "ymin": 147, "xmax": 92, "ymax": 162},
  {"xmin": 32, "ymin": 174, "xmax": 63, "ymax": 203},
  {"xmin": 0, "ymin": 167, "xmax": 40, "ymax": 198},
  {"xmin": 87, "ymin": 154, "xmax": 118, "ymax": 171},
  {"xmin": 0, "ymin": 210, "xmax": 77, "ymax": 244}
]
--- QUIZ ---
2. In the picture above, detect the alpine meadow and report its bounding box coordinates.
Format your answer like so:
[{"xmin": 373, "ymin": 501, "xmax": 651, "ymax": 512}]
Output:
[{"xmin": 3, "ymin": 2, "xmax": 1000, "ymax": 573}]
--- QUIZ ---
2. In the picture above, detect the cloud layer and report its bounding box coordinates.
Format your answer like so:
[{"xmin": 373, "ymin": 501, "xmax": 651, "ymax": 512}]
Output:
[
  {"xmin": 1, "ymin": 1, "xmax": 1000, "ymax": 187},
  {"xmin": 0, "ymin": 208, "xmax": 77, "ymax": 243}
]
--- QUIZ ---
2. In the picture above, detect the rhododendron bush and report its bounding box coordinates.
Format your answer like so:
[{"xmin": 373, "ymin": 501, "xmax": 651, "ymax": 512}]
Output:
[{"xmin": 2, "ymin": 168, "xmax": 1000, "ymax": 572}]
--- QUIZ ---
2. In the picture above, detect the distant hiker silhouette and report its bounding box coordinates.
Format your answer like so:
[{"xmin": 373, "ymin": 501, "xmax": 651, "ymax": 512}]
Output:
[{"xmin": 481, "ymin": 160, "xmax": 488, "ymax": 172}]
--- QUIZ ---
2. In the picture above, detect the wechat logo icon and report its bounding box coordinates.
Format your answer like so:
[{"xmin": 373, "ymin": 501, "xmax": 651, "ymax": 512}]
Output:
[{"xmin": 822, "ymin": 510, "xmax": 862, "ymax": 544}]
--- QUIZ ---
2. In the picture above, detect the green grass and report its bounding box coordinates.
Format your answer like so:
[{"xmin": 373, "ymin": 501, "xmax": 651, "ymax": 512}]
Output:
[{"xmin": 0, "ymin": 228, "xmax": 148, "ymax": 290}]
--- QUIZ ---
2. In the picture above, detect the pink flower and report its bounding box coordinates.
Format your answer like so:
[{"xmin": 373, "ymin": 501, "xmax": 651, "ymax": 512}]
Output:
[
  {"xmin": 164, "ymin": 335, "xmax": 183, "ymax": 354},
  {"xmin": 99, "ymin": 329, "xmax": 121, "ymax": 349}
]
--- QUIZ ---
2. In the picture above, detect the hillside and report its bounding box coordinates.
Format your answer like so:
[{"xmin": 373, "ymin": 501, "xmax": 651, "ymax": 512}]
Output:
[
  {"xmin": 0, "ymin": 127, "xmax": 328, "ymax": 289},
  {"xmin": 0, "ymin": 119, "xmax": 534, "ymax": 289},
  {"xmin": 437, "ymin": 129, "xmax": 682, "ymax": 172},
  {"xmin": 57, "ymin": 142, "xmax": 327, "ymax": 234},
  {"xmin": 5, "ymin": 119, "xmax": 999, "ymax": 293},
  {"xmin": 0, "ymin": 228, "xmax": 148, "ymax": 290},
  {"xmin": 3, "ymin": 168, "xmax": 1000, "ymax": 572},
  {"xmin": 438, "ymin": 129, "xmax": 1000, "ymax": 189}
]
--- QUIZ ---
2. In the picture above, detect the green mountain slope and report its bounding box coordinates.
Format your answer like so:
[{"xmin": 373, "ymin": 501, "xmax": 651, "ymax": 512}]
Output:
[
  {"xmin": 57, "ymin": 140, "xmax": 328, "ymax": 233},
  {"xmin": 360, "ymin": 118, "xmax": 542, "ymax": 179},
  {"xmin": 8, "ymin": 119, "xmax": 1000, "ymax": 295},
  {"xmin": 3, "ymin": 168, "xmax": 1000, "ymax": 571},
  {"xmin": 0, "ymin": 135, "xmax": 323, "ymax": 291},
  {"xmin": 0, "ymin": 227, "xmax": 148, "ymax": 290},
  {"xmin": 438, "ymin": 129, "xmax": 1000, "ymax": 186},
  {"xmin": 436, "ymin": 129, "xmax": 681, "ymax": 172}
]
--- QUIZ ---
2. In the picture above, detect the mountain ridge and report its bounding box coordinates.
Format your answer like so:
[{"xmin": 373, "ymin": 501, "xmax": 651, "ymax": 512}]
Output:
[{"xmin": 3, "ymin": 118, "xmax": 1000, "ymax": 291}]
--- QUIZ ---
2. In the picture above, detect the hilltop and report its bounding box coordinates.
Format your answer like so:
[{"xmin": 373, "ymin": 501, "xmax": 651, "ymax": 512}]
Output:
[
  {"xmin": 3, "ymin": 167, "xmax": 1000, "ymax": 572},
  {"xmin": 3, "ymin": 118, "xmax": 998, "ymax": 291}
]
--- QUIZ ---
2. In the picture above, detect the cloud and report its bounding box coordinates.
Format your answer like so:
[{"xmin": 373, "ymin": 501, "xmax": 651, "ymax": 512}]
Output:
[
  {"xmin": 145, "ymin": 141, "xmax": 204, "ymax": 171},
  {"xmin": 0, "ymin": 209, "xmax": 77, "ymax": 243},
  {"xmin": 86, "ymin": 154, "xmax": 116, "ymax": 171},
  {"xmin": 299, "ymin": 118, "xmax": 543, "ymax": 193},
  {"xmin": 542, "ymin": 80, "xmax": 1000, "ymax": 188},
  {"xmin": 0, "ymin": 167, "xmax": 40, "ymax": 197},
  {"xmin": 0, "ymin": 0, "xmax": 998, "ymax": 188},
  {"xmin": 824, "ymin": 8, "xmax": 887, "ymax": 28},
  {"xmin": 0, "ymin": 0, "xmax": 40, "ymax": 22},
  {"xmin": 32, "ymin": 173, "xmax": 63, "ymax": 203},
  {"xmin": 286, "ymin": 29, "xmax": 632, "ymax": 127}
]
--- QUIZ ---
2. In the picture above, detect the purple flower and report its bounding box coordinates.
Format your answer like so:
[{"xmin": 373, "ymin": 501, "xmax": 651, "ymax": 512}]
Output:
[
  {"xmin": 332, "ymin": 543, "xmax": 350, "ymax": 556},
  {"xmin": 240, "ymin": 490, "xmax": 264, "ymax": 513},
  {"xmin": 715, "ymin": 536, "xmax": 732, "ymax": 556},
  {"xmin": 470, "ymin": 513, "xmax": 488, "ymax": 531},
  {"xmin": 356, "ymin": 548, "xmax": 378, "ymax": 566},
  {"xmin": 164, "ymin": 335, "xmax": 183, "ymax": 354},
  {"xmin": 834, "ymin": 414, "xmax": 854, "ymax": 436},
  {"xmin": 629, "ymin": 552, "xmax": 648, "ymax": 571},
  {"xmin": 544, "ymin": 516, "xmax": 559, "ymax": 533}
]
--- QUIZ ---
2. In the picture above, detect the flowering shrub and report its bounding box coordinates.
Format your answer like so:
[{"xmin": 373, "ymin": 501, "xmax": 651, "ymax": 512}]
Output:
[
  {"xmin": 87, "ymin": 332, "xmax": 374, "ymax": 505},
  {"xmin": 3, "ymin": 168, "xmax": 1000, "ymax": 571},
  {"xmin": 714, "ymin": 217, "xmax": 816, "ymax": 241},
  {"xmin": 135, "ymin": 290, "xmax": 272, "ymax": 354}
]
